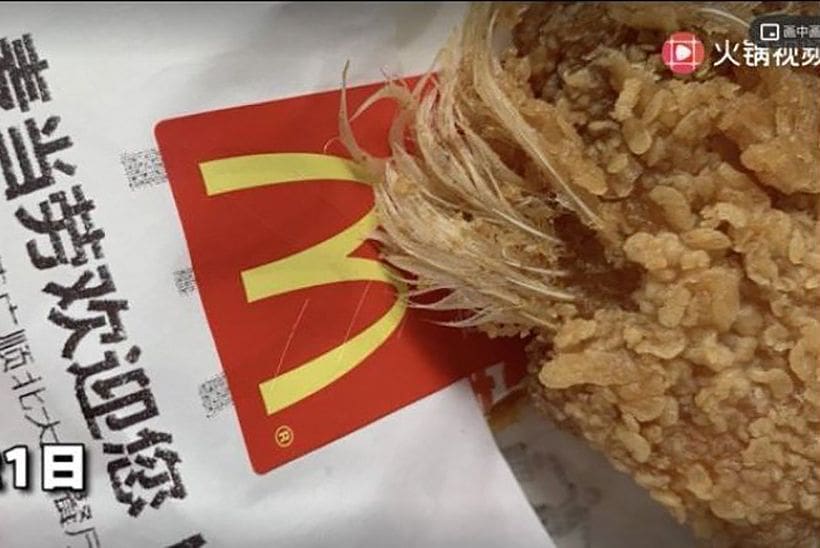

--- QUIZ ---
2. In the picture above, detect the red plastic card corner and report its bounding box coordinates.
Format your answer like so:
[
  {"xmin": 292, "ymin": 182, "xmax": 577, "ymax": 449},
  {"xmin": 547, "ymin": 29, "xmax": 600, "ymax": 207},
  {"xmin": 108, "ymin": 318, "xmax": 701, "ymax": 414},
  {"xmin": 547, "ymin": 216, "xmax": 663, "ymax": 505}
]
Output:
[{"xmin": 155, "ymin": 80, "xmax": 526, "ymax": 474}]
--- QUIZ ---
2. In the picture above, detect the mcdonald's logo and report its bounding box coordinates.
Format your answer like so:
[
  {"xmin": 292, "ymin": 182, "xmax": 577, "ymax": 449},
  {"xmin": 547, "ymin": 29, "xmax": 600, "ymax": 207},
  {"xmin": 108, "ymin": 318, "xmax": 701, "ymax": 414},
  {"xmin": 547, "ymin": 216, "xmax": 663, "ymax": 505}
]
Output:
[
  {"xmin": 156, "ymin": 80, "xmax": 526, "ymax": 473},
  {"xmin": 200, "ymin": 152, "xmax": 408, "ymax": 416}
]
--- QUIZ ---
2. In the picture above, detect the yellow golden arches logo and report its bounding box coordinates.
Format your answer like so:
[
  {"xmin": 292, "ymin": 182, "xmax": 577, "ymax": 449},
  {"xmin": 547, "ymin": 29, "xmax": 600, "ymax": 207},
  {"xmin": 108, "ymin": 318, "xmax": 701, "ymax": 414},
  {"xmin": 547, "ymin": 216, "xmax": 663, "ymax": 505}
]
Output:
[{"xmin": 199, "ymin": 153, "xmax": 407, "ymax": 416}]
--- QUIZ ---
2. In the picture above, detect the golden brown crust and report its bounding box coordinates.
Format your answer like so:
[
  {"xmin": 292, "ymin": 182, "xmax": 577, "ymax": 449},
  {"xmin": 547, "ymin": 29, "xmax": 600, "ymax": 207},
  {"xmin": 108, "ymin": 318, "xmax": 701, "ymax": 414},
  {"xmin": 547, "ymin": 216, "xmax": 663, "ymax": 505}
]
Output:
[
  {"xmin": 508, "ymin": 5, "xmax": 819, "ymax": 546},
  {"xmin": 359, "ymin": 3, "xmax": 819, "ymax": 546}
]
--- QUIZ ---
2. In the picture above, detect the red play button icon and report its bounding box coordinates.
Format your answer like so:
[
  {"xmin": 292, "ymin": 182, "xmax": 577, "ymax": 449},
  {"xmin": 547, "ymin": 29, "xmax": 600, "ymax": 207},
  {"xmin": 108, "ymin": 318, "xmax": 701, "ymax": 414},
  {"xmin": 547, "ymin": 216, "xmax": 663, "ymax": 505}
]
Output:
[{"xmin": 662, "ymin": 32, "xmax": 705, "ymax": 74}]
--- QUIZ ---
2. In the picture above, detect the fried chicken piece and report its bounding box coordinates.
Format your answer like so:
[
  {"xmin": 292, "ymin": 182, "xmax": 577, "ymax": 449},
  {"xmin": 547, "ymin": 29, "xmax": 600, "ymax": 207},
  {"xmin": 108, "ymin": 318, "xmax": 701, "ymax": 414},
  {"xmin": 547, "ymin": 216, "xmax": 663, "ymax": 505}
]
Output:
[{"xmin": 345, "ymin": 3, "xmax": 820, "ymax": 546}]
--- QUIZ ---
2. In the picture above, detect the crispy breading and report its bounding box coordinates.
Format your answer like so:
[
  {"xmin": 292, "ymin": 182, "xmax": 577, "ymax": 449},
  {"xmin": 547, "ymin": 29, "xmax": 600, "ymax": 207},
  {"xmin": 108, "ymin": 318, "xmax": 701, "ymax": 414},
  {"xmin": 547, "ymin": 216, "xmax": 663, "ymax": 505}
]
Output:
[{"xmin": 353, "ymin": 3, "xmax": 819, "ymax": 546}]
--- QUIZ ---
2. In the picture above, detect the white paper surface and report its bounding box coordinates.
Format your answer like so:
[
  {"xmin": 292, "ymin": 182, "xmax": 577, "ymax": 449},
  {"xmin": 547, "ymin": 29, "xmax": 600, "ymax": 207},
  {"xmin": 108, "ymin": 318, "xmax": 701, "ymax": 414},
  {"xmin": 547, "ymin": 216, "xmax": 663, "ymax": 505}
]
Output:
[
  {"xmin": 0, "ymin": 3, "xmax": 553, "ymax": 547},
  {"xmin": 493, "ymin": 403, "xmax": 696, "ymax": 548}
]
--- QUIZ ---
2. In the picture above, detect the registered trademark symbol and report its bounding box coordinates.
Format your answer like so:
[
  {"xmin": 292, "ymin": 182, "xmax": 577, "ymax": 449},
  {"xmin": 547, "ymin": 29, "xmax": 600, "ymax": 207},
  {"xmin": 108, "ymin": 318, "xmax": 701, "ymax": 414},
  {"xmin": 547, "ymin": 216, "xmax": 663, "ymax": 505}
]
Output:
[{"xmin": 275, "ymin": 425, "xmax": 294, "ymax": 448}]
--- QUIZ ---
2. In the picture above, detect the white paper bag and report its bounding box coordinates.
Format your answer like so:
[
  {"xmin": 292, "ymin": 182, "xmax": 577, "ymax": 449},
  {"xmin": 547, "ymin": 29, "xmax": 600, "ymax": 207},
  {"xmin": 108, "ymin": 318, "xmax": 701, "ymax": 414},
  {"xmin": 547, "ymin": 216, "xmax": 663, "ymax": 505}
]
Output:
[{"xmin": 0, "ymin": 4, "xmax": 553, "ymax": 547}]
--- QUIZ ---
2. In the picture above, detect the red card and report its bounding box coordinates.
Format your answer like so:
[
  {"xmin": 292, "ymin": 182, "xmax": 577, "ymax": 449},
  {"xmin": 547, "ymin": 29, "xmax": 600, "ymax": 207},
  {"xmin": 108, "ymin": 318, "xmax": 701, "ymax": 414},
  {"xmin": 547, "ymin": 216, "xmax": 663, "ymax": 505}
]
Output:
[{"xmin": 155, "ymin": 80, "xmax": 526, "ymax": 474}]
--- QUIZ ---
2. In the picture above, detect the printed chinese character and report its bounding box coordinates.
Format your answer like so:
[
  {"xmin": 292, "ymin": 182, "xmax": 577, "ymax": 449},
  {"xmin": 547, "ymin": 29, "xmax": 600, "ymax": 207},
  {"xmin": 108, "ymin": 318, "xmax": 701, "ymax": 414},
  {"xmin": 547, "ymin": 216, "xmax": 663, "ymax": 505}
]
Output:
[
  {"xmin": 0, "ymin": 34, "xmax": 50, "ymax": 112},
  {"xmin": 0, "ymin": 254, "xmax": 6, "ymax": 284},
  {"xmin": 1, "ymin": 116, "xmax": 75, "ymax": 200},
  {"xmin": 772, "ymin": 47, "xmax": 801, "ymax": 67},
  {"xmin": 103, "ymin": 428, "xmax": 187, "ymax": 517},
  {"xmin": 48, "ymin": 271, "xmax": 128, "ymax": 359},
  {"xmin": 167, "ymin": 534, "xmax": 206, "ymax": 548},
  {"xmin": 801, "ymin": 47, "xmax": 820, "ymax": 66},
  {"xmin": 68, "ymin": 347, "xmax": 158, "ymax": 439},
  {"xmin": 15, "ymin": 185, "xmax": 104, "ymax": 269},
  {"xmin": 45, "ymin": 265, "xmax": 116, "ymax": 309},
  {"xmin": 42, "ymin": 444, "xmax": 85, "ymax": 491},
  {"xmin": 810, "ymin": 25, "xmax": 820, "ymax": 40},
  {"xmin": 198, "ymin": 373, "xmax": 232, "ymax": 417},
  {"xmin": 173, "ymin": 267, "xmax": 197, "ymax": 296},
  {"xmin": 742, "ymin": 40, "xmax": 770, "ymax": 67},
  {"xmin": 50, "ymin": 297, "xmax": 129, "ymax": 359},
  {"xmin": 796, "ymin": 25, "xmax": 809, "ymax": 38},
  {"xmin": 17, "ymin": 378, "xmax": 45, "ymax": 410},
  {"xmin": 0, "ymin": 329, "xmax": 32, "ymax": 372},
  {"xmin": 120, "ymin": 149, "xmax": 168, "ymax": 190},
  {"xmin": 25, "ymin": 404, "xmax": 61, "ymax": 443},
  {"xmin": 54, "ymin": 491, "xmax": 92, "ymax": 525},
  {"xmin": 64, "ymin": 526, "xmax": 101, "ymax": 548},
  {"xmin": 713, "ymin": 40, "xmax": 741, "ymax": 67},
  {"xmin": 13, "ymin": 369, "xmax": 43, "ymax": 394},
  {"xmin": 0, "ymin": 292, "xmax": 20, "ymax": 328},
  {"xmin": 783, "ymin": 25, "xmax": 798, "ymax": 39}
]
